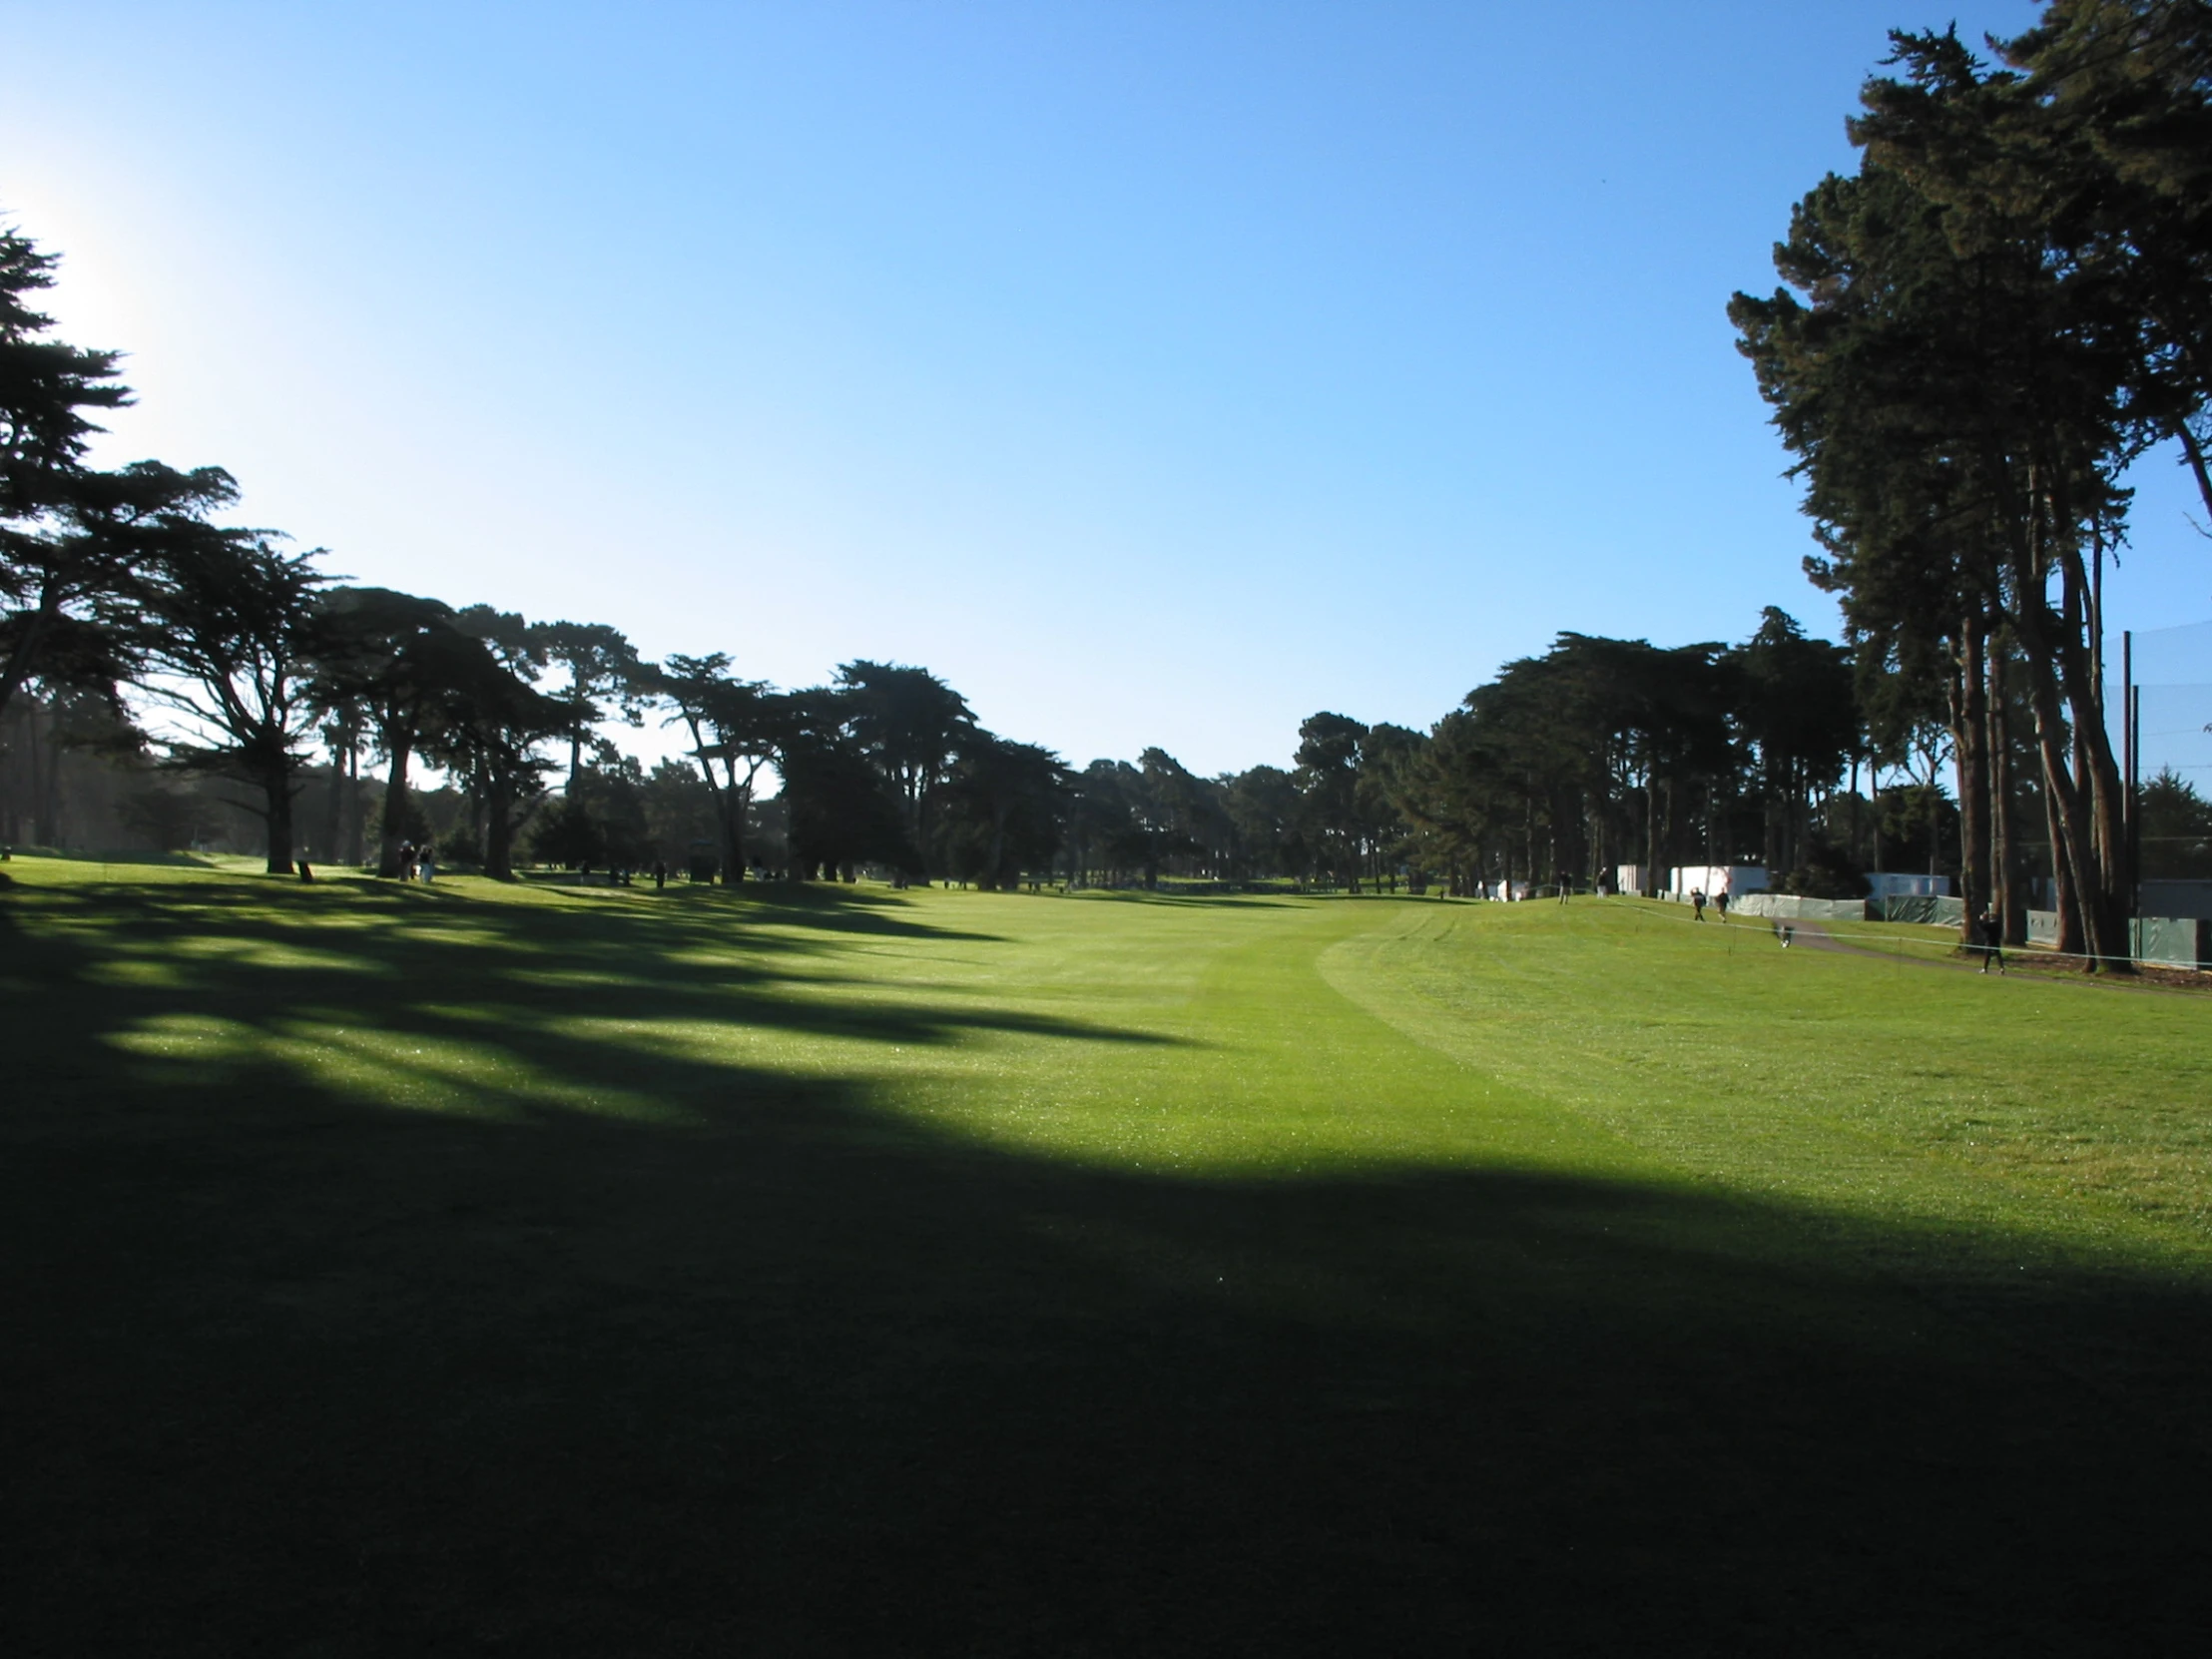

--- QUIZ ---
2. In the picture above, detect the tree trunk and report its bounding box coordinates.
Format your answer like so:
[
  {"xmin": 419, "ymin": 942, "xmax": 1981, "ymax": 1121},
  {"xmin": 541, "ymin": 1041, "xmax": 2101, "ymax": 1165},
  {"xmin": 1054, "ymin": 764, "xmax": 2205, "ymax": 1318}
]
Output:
[
  {"xmin": 2024, "ymin": 656, "xmax": 2106, "ymax": 964},
  {"xmin": 343, "ymin": 745, "xmax": 364, "ymax": 865},
  {"xmin": 2050, "ymin": 554, "xmax": 2129, "ymax": 963},
  {"xmin": 2056, "ymin": 669, "xmax": 2128, "ymax": 962},
  {"xmin": 1951, "ymin": 622, "xmax": 1989, "ymax": 945},
  {"xmin": 913, "ymin": 777, "xmax": 936, "ymax": 882},
  {"xmin": 1847, "ymin": 754, "xmax": 1861, "ymax": 870},
  {"xmin": 1523, "ymin": 784, "xmax": 1536, "ymax": 891},
  {"xmin": 1988, "ymin": 640, "xmax": 2020, "ymax": 945},
  {"xmin": 685, "ymin": 731, "xmax": 745, "ymax": 883},
  {"xmin": 1997, "ymin": 469, "xmax": 2128, "ymax": 968},
  {"xmin": 264, "ymin": 768, "xmax": 295, "ymax": 875},
  {"xmin": 0, "ymin": 584, "xmax": 62, "ymax": 729},
  {"xmin": 719, "ymin": 784, "xmax": 746, "ymax": 884},
  {"xmin": 986, "ymin": 802, "xmax": 1008, "ymax": 889},
  {"xmin": 37, "ymin": 724, "xmax": 63, "ymax": 848},
  {"xmin": 323, "ymin": 743, "xmax": 347, "ymax": 864},
  {"xmin": 0, "ymin": 705, "xmax": 18, "ymax": 842},
  {"xmin": 1923, "ymin": 747, "xmax": 1939, "ymax": 877},
  {"xmin": 2042, "ymin": 767, "xmax": 2081, "ymax": 958},
  {"xmin": 464, "ymin": 781, "xmax": 485, "ymax": 866},
  {"xmin": 2175, "ymin": 420, "xmax": 2212, "ymax": 527},
  {"xmin": 1872, "ymin": 773, "xmax": 1883, "ymax": 875},
  {"xmin": 485, "ymin": 775, "xmax": 516, "ymax": 880},
  {"xmin": 377, "ymin": 740, "xmax": 413, "ymax": 877},
  {"xmin": 28, "ymin": 700, "xmax": 57, "ymax": 847},
  {"xmin": 1643, "ymin": 768, "xmax": 1659, "ymax": 892}
]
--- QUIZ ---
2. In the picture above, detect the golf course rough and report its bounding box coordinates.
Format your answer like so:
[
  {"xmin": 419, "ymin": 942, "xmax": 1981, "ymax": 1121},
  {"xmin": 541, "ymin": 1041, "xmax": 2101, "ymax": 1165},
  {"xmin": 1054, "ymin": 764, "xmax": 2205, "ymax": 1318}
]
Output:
[{"xmin": 5, "ymin": 857, "xmax": 2210, "ymax": 1654}]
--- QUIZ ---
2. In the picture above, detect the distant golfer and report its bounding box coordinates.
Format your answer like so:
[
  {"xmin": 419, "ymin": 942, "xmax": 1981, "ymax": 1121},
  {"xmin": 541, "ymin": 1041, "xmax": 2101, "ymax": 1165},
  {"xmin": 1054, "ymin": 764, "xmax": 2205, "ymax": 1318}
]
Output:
[
  {"xmin": 1977, "ymin": 907, "xmax": 2006, "ymax": 975},
  {"xmin": 1691, "ymin": 887, "xmax": 1706, "ymax": 922}
]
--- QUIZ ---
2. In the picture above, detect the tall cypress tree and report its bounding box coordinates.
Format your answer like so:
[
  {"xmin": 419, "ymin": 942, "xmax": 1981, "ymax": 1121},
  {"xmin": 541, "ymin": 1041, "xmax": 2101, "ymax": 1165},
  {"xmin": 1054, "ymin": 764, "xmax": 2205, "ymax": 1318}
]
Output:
[{"xmin": 1732, "ymin": 27, "xmax": 2145, "ymax": 964}]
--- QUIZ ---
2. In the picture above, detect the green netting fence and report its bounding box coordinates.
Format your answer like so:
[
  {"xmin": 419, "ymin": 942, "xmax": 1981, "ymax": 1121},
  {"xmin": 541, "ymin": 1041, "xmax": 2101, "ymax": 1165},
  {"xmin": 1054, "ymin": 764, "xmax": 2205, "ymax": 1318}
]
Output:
[
  {"xmin": 2132, "ymin": 915, "xmax": 2211, "ymax": 970},
  {"xmin": 1870, "ymin": 894, "xmax": 1966, "ymax": 927}
]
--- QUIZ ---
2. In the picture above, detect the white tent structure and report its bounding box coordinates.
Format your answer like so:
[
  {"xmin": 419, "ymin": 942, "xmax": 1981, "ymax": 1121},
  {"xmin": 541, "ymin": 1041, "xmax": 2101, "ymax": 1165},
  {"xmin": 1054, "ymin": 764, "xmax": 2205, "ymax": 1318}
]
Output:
[{"xmin": 1667, "ymin": 865, "xmax": 1766, "ymax": 900}]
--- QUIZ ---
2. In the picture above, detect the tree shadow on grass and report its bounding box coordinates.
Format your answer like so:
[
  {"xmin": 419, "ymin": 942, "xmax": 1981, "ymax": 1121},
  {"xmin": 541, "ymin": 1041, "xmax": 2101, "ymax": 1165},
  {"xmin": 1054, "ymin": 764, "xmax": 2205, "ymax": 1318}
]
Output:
[
  {"xmin": 456, "ymin": 873, "xmax": 1017, "ymax": 945},
  {"xmin": 1075, "ymin": 889, "xmax": 1309, "ymax": 910},
  {"xmin": 6, "ymin": 886, "xmax": 2212, "ymax": 1655},
  {"xmin": 9, "ymin": 878, "xmax": 1168, "ymax": 1073}
]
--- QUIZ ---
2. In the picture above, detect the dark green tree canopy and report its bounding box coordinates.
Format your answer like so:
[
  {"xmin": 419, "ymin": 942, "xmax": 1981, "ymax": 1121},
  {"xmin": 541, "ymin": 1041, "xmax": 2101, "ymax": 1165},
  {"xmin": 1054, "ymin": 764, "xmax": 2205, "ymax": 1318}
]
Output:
[
  {"xmin": 0, "ymin": 228, "xmax": 130, "ymax": 514},
  {"xmin": 135, "ymin": 530, "xmax": 328, "ymax": 873}
]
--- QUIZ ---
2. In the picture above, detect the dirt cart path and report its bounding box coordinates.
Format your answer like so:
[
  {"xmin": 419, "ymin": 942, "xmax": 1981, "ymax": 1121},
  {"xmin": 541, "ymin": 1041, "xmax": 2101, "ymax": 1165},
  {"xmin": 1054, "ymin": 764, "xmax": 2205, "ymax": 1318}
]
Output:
[{"xmin": 1770, "ymin": 919, "xmax": 1986, "ymax": 973}]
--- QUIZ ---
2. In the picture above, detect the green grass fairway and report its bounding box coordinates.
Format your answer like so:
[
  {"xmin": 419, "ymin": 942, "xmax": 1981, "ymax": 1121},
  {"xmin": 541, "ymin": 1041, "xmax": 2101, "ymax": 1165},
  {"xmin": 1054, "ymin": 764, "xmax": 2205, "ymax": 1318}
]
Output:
[{"xmin": 6, "ymin": 861, "xmax": 2212, "ymax": 1653}]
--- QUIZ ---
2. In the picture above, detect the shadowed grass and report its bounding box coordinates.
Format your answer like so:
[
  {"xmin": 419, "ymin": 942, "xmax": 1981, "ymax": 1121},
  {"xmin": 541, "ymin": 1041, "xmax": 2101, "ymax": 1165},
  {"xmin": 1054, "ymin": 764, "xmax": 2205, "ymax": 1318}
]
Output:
[{"xmin": 4, "ymin": 861, "xmax": 2210, "ymax": 1653}]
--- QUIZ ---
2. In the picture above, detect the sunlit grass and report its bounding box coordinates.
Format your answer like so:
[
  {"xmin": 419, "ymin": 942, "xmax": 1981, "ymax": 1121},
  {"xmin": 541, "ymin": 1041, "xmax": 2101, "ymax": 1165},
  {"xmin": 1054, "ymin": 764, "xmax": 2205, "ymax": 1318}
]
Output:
[
  {"xmin": 7, "ymin": 854, "xmax": 2212, "ymax": 1651},
  {"xmin": 12, "ymin": 851, "xmax": 2211, "ymax": 1224},
  {"xmin": 1324, "ymin": 896, "xmax": 2212, "ymax": 1269}
]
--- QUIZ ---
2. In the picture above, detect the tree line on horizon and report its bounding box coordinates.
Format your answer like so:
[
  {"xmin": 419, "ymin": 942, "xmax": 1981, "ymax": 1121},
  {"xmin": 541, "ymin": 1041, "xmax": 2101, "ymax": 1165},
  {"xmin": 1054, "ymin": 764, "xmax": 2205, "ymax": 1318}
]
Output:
[
  {"xmin": 6, "ymin": 1, "xmax": 2210, "ymax": 956},
  {"xmin": 0, "ymin": 206, "xmax": 2066, "ymax": 902}
]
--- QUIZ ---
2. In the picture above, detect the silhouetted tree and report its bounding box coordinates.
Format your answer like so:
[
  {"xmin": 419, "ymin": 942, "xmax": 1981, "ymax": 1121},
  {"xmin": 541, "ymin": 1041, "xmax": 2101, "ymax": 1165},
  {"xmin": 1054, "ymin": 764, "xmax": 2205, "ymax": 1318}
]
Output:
[
  {"xmin": 1728, "ymin": 608, "xmax": 1858, "ymax": 880},
  {"xmin": 776, "ymin": 686, "xmax": 912, "ymax": 879},
  {"xmin": 135, "ymin": 531, "xmax": 326, "ymax": 873},
  {"xmin": 423, "ymin": 642, "xmax": 571, "ymax": 879},
  {"xmin": 940, "ymin": 734, "xmax": 1067, "ymax": 887},
  {"xmin": 528, "ymin": 620, "xmax": 644, "ymax": 793},
  {"xmin": 1, "ymin": 229, "xmax": 241, "ymax": 725},
  {"xmin": 658, "ymin": 654, "xmax": 779, "ymax": 882},
  {"xmin": 1223, "ymin": 764, "xmax": 1306, "ymax": 880},
  {"xmin": 313, "ymin": 588, "xmax": 489, "ymax": 878},
  {"xmin": 837, "ymin": 660, "xmax": 973, "ymax": 878},
  {"xmin": 2140, "ymin": 768, "xmax": 2212, "ymax": 878},
  {"xmin": 1732, "ymin": 22, "xmax": 2150, "ymax": 961},
  {"xmin": 1294, "ymin": 712, "xmax": 1370, "ymax": 886}
]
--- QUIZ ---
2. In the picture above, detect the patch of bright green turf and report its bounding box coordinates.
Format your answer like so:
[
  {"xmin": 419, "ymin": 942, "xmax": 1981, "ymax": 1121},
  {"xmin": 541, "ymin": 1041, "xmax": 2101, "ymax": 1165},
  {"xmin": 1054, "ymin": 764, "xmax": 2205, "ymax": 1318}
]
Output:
[{"xmin": 4, "ymin": 858, "xmax": 2210, "ymax": 1653}]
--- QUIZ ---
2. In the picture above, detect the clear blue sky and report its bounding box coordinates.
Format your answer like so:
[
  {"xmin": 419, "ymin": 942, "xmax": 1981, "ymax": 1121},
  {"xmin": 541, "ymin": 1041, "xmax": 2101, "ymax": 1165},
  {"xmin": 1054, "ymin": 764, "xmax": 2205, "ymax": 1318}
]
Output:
[{"xmin": 5, "ymin": 1, "xmax": 2205, "ymax": 777}]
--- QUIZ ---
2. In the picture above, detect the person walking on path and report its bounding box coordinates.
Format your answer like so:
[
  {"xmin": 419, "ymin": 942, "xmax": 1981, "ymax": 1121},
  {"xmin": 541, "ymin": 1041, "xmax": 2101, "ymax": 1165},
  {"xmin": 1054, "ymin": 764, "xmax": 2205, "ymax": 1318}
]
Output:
[
  {"xmin": 1691, "ymin": 888, "xmax": 1706, "ymax": 922},
  {"xmin": 1977, "ymin": 907, "xmax": 2006, "ymax": 975},
  {"xmin": 1716, "ymin": 889, "xmax": 1730, "ymax": 921},
  {"xmin": 419, "ymin": 845, "xmax": 436, "ymax": 883}
]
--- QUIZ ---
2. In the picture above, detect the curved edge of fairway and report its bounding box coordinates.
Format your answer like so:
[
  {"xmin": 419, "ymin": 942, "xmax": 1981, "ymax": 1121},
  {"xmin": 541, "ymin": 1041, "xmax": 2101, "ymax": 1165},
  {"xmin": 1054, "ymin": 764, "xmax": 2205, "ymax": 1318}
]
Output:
[
  {"xmin": 823, "ymin": 889, "xmax": 1645, "ymax": 1185},
  {"xmin": 1313, "ymin": 895, "xmax": 2212, "ymax": 1290}
]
